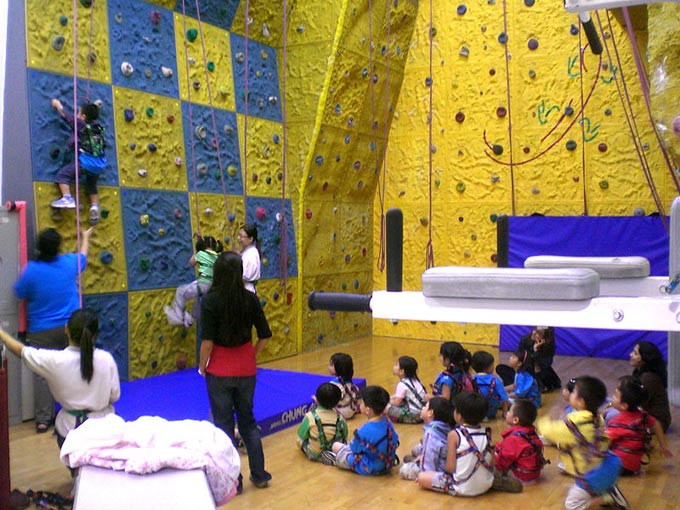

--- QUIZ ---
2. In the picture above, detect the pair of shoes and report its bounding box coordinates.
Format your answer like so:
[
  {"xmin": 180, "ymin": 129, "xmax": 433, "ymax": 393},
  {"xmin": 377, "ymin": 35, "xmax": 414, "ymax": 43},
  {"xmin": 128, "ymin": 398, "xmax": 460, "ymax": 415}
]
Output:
[
  {"xmin": 183, "ymin": 311, "xmax": 194, "ymax": 328},
  {"xmin": 320, "ymin": 450, "xmax": 337, "ymax": 466},
  {"xmin": 603, "ymin": 485, "xmax": 630, "ymax": 509},
  {"xmin": 164, "ymin": 305, "xmax": 184, "ymax": 326},
  {"xmin": 249, "ymin": 472, "xmax": 272, "ymax": 489},
  {"xmin": 51, "ymin": 196, "xmax": 76, "ymax": 209},
  {"xmin": 88, "ymin": 206, "xmax": 99, "ymax": 225},
  {"xmin": 399, "ymin": 462, "xmax": 421, "ymax": 481},
  {"xmin": 36, "ymin": 422, "xmax": 49, "ymax": 434},
  {"xmin": 403, "ymin": 454, "xmax": 416, "ymax": 463},
  {"xmin": 492, "ymin": 475, "xmax": 523, "ymax": 493}
]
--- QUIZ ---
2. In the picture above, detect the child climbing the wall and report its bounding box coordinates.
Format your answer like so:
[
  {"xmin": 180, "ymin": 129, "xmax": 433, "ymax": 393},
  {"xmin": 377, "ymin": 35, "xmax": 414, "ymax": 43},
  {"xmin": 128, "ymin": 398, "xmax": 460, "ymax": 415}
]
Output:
[
  {"xmin": 297, "ymin": 382, "xmax": 348, "ymax": 464},
  {"xmin": 329, "ymin": 353, "xmax": 361, "ymax": 420},
  {"xmin": 387, "ymin": 355, "xmax": 427, "ymax": 423},
  {"xmin": 165, "ymin": 235, "xmax": 223, "ymax": 328},
  {"xmin": 50, "ymin": 98, "xmax": 107, "ymax": 226},
  {"xmin": 330, "ymin": 385, "xmax": 399, "ymax": 475},
  {"xmin": 236, "ymin": 224, "xmax": 260, "ymax": 294}
]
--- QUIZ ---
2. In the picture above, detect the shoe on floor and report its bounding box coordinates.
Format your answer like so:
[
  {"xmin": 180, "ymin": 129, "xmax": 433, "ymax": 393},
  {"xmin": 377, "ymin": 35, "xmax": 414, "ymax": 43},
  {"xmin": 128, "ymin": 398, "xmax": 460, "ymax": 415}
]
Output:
[
  {"xmin": 36, "ymin": 422, "xmax": 50, "ymax": 434},
  {"xmin": 89, "ymin": 206, "xmax": 100, "ymax": 225},
  {"xmin": 250, "ymin": 472, "xmax": 272, "ymax": 489},
  {"xmin": 403, "ymin": 454, "xmax": 416, "ymax": 464},
  {"xmin": 51, "ymin": 196, "xmax": 76, "ymax": 209},
  {"xmin": 320, "ymin": 450, "xmax": 337, "ymax": 466},
  {"xmin": 183, "ymin": 311, "xmax": 194, "ymax": 328},
  {"xmin": 492, "ymin": 474, "xmax": 523, "ymax": 493},
  {"xmin": 604, "ymin": 484, "xmax": 630, "ymax": 509},
  {"xmin": 399, "ymin": 461, "xmax": 421, "ymax": 480},
  {"xmin": 164, "ymin": 305, "xmax": 184, "ymax": 326}
]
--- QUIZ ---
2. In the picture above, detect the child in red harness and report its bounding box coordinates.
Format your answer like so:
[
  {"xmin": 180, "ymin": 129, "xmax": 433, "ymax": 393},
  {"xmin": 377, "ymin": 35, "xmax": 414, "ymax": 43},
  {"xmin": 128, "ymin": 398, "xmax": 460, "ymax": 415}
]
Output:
[
  {"xmin": 493, "ymin": 399, "xmax": 548, "ymax": 492},
  {"xmin": 606, "ymin": 375, "xmax": 672, "ymax": 475}
]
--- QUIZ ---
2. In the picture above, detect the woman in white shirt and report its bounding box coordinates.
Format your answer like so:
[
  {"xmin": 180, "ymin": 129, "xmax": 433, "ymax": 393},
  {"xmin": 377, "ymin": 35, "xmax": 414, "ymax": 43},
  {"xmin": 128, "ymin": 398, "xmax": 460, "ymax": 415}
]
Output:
[
  {"xmin": 237, "ymin": 224, "xmax": 261, "ymax": 294},
  {"xmin": 0, "ymin": 308, "xmax": 120, "ymax": 448}
]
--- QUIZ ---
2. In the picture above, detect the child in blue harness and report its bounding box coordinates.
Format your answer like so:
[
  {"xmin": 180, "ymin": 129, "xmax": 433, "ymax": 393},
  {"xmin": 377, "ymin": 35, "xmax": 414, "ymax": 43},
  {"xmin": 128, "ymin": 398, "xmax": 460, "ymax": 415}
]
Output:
[{"xmin": 471, "ymin": 351, "xmax": 509, "ymax": 420}]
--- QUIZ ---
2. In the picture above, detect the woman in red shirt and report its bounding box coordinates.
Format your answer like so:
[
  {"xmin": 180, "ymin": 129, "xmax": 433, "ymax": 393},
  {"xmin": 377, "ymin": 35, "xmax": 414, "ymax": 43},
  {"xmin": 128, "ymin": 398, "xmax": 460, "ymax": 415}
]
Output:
[{"xmin": 199, "ymin": 251, "xmax": 272, "ymax": 492}]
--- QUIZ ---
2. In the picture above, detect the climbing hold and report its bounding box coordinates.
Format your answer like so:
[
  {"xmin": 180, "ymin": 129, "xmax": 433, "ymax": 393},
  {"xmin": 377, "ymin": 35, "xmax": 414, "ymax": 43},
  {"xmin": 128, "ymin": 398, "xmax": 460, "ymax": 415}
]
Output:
[
  {"xmin": 492, "ymin": 144, "xmax": 504, "ymax": 155},
  {"xmin": 345, "ymin": 254, "xmax": 351, "ymax": 264},
  {"xmin": 50, "ymin": 148, "xmax": 60, "ymax": 159},
  {"xmin": 124, "ymin": 109, "xmax": 135, "ymax": 122},
  {"xmin": 129, "ymin": 143, "xmax": 136, "ymax": 150},
  {"xmin": 187, "ymin": 57, "xmax": 196, "ymax": 66},
  {"xmin": 93, "ymin": 99, "xmax": 103, "ymax": 110},
  {"xmin": 262, "ymin": 23, "xmax": 270, "ymax": 37},
  {"xmin": 532, "ymin": 187, "xmax": 540, "ymax": 194},
  {"xmin": 256, "ymin": 207, "xmax": 266, "ymax": 220},
  {"xmin": 672, "ymin": 115, "xmax": 680, "ymax": 136},
  {"xmin": 425, "ymin": 77, "xmax": 432, "ymax": 87},
  {"xmin": 80, "ymin": 0, "xmax": 93, "ymax": 7},
  {"xmin": 598, "ymin": 143, "xmax": 608, "ymax": 152},
  {"xmin": 145, "ymin": 68, "xmax": 152, "ymax": 78},
  {"xmin": 353, "ymin": 161, "xmax": 361, "ymax": 170},
  {"xmin": 227, "ymin": 165, "xmax": 237, "ymax": 177},
  {"xmin": 120, "ymin": 62, "xmax": 133, "ymax": 77},
  {"xmin": 88, "ymin": 52, "xmax": 97, "ymax": 64},
  {"xmin": 491, "ymin": 253, "xmax": 498, "ymax": 263},
  {"xmin": 458, "ymin": 216, "xmax": 464, "ymax": 222},
  {"xmin": 195, "ymin": 125, "xmax": 207, "ymax": 139},
  {"xmin": 207, "ymin": 61, "xmax": 215, "ymax": 72},
  {"xmin": 174, "ymin": 157, "xmax": 182, "ymax": 166},
  {"xmin": 430, "ymin": 27, "xmax": 437, "ymax": 38},
  {"xmin": 252, "ymin": 173, "xmax": 258, "ymax": 183},
  {"xmin": 456, "ymin": 181, "xmax": 466, "ymax": 193},
  {"xmin": 455, "ymin": 112, "xmax": 465, "ymax": 123},
  {"xmin": 498, "ymin": 32, "xmax": 508, "ymax": 44},
  {"xmin": 305, "ymin": 209, "xmax": 313, "ymax": 219},
  {"xmin": 457, "ymin": 5, "xmax": 467, "ymax": 15},
  {"xmin": 268, "ymin": 96, "xmax": 278, "ymax": 106},
  {"xmin": 145, "ymin": 311, "xmax": 152, "ymax": 319},
  {"xmin": 496, "ymin": 106, "xmax": 507, "ymax": 117},
  {"xmin": 528, "ymin": 69, "xmax": 536, "ymax": 78},
  {"xmin": 224, "ymin": 125, "xmax": 234, "ymax": 135},
  {"xmin": 148, "ymin": 143, "xmax": 157, "ymax": 152},
  {"xmin": 527, "ymin": 38, "xmax": 539, "ymax": 50},
  {"xmin": 145, "ymin": 107, "xmax": 154, "ymax": 117},
  {"xmin": 489, "ymin": 68, "xmax": 496, "ymax": 76},
  {"xmin": 265, "ymin": 176, "xmax": 272, "ymax": 184},
  {"xmin": 491, "ymin": 175, "xmax": 500, "ymax": 183},
  {"xmin": 434, "ymin": 179, "xmax": 441, "ymax": 188},
  {"xmin": 315, "ymin": 155, "xmax": 324, "ymax": 165},
  {"xmin": 193, "ymin": 81, "xmax": 200, "ymax": 91},
  {"xmin": 276, "ymin": 212, "xmax": 283, "ymax": 223},
  {"xmin": 573, "ymin": 176, "xmax": 580, "ymax": 182},
  {"xmin": 322, "ymin": 182, "xmax": 329, "ymax": 191},
  {"xmin": 158, "ymin": 228, "xmax": 165, "ymax": 236},
  {"xmin": 197, "ymin": 163, "xmax": 208, "ymax": 175},
  {"xmin": 161, "ymin": 66, "xmax": 173, "ymax": 78},
  {"xmin": 523, "ymin": 146, "xmax": 531, "ymax": 154},
  {"xmin": 565, "ymin": 106, "xmax": 574, "ymax": 116},
  {"xmin": 420, "ymin": 217, "xmax": 429, "ymax": 226},
  {"xmin": 203, "ymin": 207, "xmax": 213, "ymax": 216},
  {"xmin": 570, "ymin": 24, "xmax": 579, "ymax": 36},
  {"xmin": 115, "ymin": 12, "xmax": 123, "ymax": 24},
  {"xmin": 272, "ymin": 134, "xmax": 280, "ymax": 144},
  {"xmin": 51, "ymin": 36, "xmax": 65, "ymax": 52},
  {"xmin": 235, "ymin": 52, "xmax": 244, "ymax": 64},
  {"xmin": 139, "ymin": 214, "xmax": 149, "ymax": 226},
  {"xmin": 633, "ymin": 207, "xmax": 646, "ymax": 216},
  {"xmin": 150, "ymin": 10, "xmax": 161, "ymax": 25},
  {"xmin": 604, "ymin": 108, "xmax": 612, "ymax": 116},
  {"xmin": 228, "ymin": 213, "xmax": 236, "ymax": 222},
  {"xmin": 174, "ymin": 208, "xmax": 182, "ymax": 219},
  {"xmin": 100, "ymin": 251, "xmax": 113, "ymax": 264},
  {"xmin": 176, "ymin": 354, "xmax": 188, "ymax": 370},
  {"xmin": 459, "ymin": 46, "xmax": 470, "ymax": 57},
  {"xmin": 59, "ymin": 15, "xmax": 68, "ymax": 26},
  {"xmin": 566, "ymin": 140, "xmax": 577, "ymax": 151},
  {"xmin": 599, "ymin": 180, "xmax": 609, "ymax": 189},
  {"xmin": 357, "ymin": 181, "xmax": 364, "ymax": 190},
  {"xmin": 490, "ymin": 213, "xmax": 498, "ymax": 222},
  {"xmin": 186, "ymin": 28, "xmax": 198, "ymax": 42},
  {"xmin": 524, "ymin": 0, "xmax": 535, "ymax": 5},
  {"xmin": 137, "ymin": 168, "xmax": 147, "ymax": 177}
]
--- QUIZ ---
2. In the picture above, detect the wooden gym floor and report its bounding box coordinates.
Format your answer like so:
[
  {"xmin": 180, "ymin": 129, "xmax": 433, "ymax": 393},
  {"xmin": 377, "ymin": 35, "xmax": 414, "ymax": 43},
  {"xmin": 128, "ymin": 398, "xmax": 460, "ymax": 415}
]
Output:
[{"xmin": 9, "ymin": 336, "xmax": 680, "ymax": 509}]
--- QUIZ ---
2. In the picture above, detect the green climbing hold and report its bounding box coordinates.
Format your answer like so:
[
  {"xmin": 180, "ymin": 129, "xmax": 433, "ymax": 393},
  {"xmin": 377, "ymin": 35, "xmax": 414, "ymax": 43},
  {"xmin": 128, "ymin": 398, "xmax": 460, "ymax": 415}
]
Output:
[
  {"xmin": 207, "ymin": 61, "xmax": 215, "ymax": 72},
  {"xmin": 456, "ymin": 181, "xmax": 466, "ymax": 192},
  {"xmin": 490, "ymin": 213, "xmax": 498, "ymax": 222},
  {"xmin": 140, "ymin": 258, "xmax": 150, "ymax": 271},
  {"xmin": 145, "ymin": 107, "xmax": 154, "ymax": 117},
  {"xmin": 100, "ymin": 209, "xmax": 109, "ymax": 218},
  {"xmin": 187, "ymin": 28, "xmax": 198, "ymax": 42},
  {"xmin": 145, "ymin": 311, "xmax": 152, "ymax": 318},
  {"xmin": 599, "ymin": 180, "xmax": 609, "ymax": 189}
]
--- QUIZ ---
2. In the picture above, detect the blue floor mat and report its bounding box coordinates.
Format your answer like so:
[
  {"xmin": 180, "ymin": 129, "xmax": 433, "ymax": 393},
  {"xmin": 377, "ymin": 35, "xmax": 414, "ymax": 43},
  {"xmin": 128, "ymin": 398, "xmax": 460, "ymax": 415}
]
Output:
[{"xmin": 115, "ymin": 368, "xmax": 366, "ymax": 437}]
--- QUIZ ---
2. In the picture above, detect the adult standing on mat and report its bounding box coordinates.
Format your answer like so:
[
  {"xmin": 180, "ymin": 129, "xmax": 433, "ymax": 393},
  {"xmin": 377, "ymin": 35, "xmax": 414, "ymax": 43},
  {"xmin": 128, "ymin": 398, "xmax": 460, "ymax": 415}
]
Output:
[
  {"xmin": 199, "ymin": 251, "xmax": 272, "ymax": 492},
  {"xmin": 13, "ymin": 226, "xmax": 93, "ymax": 433},
  {"xmin": 236, "ymin": 224, "xmax": 261, "ymax": 294}
]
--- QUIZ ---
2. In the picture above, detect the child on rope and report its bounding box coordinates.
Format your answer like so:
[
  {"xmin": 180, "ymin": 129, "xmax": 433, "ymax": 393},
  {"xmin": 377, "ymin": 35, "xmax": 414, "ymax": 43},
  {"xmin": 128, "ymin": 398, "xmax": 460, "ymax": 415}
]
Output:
[{"xmin": 50, "ymin": 98, "xmax": 107, "ymax": 226}]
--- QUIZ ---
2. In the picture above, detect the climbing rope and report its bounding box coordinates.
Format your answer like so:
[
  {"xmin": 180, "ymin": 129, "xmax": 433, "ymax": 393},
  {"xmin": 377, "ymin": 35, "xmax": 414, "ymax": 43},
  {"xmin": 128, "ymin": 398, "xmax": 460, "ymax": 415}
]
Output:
[
  {"xmin": 578, "ymin": 25, "xmax": 588, "ymax": 215},
  {"xmin": 242, "ymin": 0, "xmax": 251, "ymax": 222},
  {"xmin": 501, "ymin": 0, "xmax": 516, "ymax": 216},
  {"xmin": 279, "ymin": 0, "xmax": 290, "ymax": 289},
  {"xmin": 193, "ymin": 0, "xmax": 234, "ymax": 239},
  {"xmin": 425, "ymin": 0, "xmax": 434, "ymax": 269},
  {"xmin": 597, "ymin": 11, "xmax": 668, "ymax": 229},
  {"xmin": 72, "ymin": 0, "xmax": 83, "ymax": 307}
]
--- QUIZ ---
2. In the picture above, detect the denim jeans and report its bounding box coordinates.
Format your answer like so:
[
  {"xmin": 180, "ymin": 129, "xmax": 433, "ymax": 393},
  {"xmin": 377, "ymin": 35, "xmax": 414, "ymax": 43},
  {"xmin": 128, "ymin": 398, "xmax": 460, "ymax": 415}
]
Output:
[{"xmin": 206, "ymin": 374, "xmax": 271, "ymax": 484}]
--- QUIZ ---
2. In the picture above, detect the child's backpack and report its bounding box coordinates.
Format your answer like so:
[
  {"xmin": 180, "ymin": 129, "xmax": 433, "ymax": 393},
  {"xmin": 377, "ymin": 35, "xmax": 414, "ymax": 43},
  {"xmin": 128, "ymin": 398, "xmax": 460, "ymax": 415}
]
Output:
[{"xmin": 78, "ymin": 122, "xmax": 107, "ymax": 174}]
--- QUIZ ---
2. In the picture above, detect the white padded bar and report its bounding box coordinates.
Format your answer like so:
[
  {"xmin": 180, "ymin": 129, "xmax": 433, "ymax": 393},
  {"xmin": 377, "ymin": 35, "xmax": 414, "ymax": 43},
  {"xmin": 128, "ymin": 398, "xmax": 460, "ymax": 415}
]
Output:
[
  {"xmin": 524, "ymin": 255, "xmax": 650, "ymax": 279},
  {"xmin": 369, "ymin": 290, "xmax": 680, "ymax": 332},
  {"xmin": 422, "ymin": 266, "xmax": 600, "ymax": 301}
]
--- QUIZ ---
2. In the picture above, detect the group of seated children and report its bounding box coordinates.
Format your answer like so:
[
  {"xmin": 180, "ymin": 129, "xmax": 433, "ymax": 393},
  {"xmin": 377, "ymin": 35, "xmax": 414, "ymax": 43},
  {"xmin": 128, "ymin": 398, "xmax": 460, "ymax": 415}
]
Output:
[{"xmin": 295, "ymin": 344, "xmax": 672, "ymax": 510}]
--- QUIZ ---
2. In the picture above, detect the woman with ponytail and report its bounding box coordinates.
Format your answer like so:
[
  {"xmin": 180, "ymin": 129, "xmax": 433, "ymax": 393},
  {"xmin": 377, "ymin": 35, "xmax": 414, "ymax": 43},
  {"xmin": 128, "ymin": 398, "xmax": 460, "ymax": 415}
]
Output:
[{"xmin": 0, "ymin": 308, "xmax": 120, "ymax": 447}]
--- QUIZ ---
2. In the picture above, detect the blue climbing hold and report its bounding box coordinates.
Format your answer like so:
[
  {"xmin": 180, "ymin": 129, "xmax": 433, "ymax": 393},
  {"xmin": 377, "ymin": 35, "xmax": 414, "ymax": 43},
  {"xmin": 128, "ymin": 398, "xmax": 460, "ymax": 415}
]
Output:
[
  {"xmin": 457, "ymin": 5, "xmax": 467, "ymax": 15},
  {"xmin": 100, "ymin": 251, "xmax": 113, "ymax": 264}
]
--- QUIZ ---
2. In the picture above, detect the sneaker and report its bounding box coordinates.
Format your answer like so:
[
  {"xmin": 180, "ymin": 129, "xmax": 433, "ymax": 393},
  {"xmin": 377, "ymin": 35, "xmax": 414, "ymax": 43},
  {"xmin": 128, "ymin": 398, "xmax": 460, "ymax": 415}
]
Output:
[
  {"xmin": 606, "ymin": 485, "xmax": 630, "ymax": 509},
  {"xmin": 492, "ymin": 475, "xmax": 523, "ymax": 493},
  {"xmin": 89, "ymin": 206, "xmax": 100, "ymax": 225},
  {"xmin": 403, "ymin": 454, "xmax": 416, "ymax": 463},
  {"xmin": 183, "ymin": 311, "xmax": 194, "ymax": 328},
  {"xmin": 399, "ymin": 461, "xmax": 421, "ymax": 481},
  {"xmin": 164, "ymin": 305, "xmax": 184, "ymax": 326},
  {"xmin": 51, "ymin": 196, "xmax": 76, "ymax": 209},
  {"xmin": 320, "ymin": 450, "xmax": 337, "ymax": 466},
  {"xmin": 249, "ymin": 472, "xmax": 272, "ymax": 489}
]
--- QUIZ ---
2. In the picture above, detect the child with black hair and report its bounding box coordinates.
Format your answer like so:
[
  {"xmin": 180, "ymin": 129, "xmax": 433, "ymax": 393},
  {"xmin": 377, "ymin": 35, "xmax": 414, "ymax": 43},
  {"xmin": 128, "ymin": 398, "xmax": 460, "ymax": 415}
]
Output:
[
  {"xmin": 417, "ymin": 392, "xmax": 494, "ymax": 497},
  {"xmin": 399, "ymin": 397, "xmax": 453, "ymax": 480},
  {"xmin": 505, "ymin": 348, "xmax": 541, "ymax": 408},
  {"xmin": 388, "ymin": 355, "xmax": 427, "ymax": 423},
  {"xmin": 471, "ymin": 351, "xmax": 509, "ymax": 420},
  {"xmin": 331, "ymin": 385, "xmax": 399, "ymax": 475},
  {"xmin": 518, "ymin": 326, "xmax": 562, "ymax": 392},
  {"xmin": 537, "ymin": 376, "xmax": 629, "ymax": 510},
  {"xmin": 50, "ymin": 98, "xmax": 107, "ymax": 225},
  {"xmin": 430, "ymin": 341, "xmax": 475, "ymax": 402},
  {"xmin": 297, "ymin": 382, "xmax": 348, "ymax": 463},
  {"xmin": 236, "ymin": 224, "xmax": 261, "ymax": 294},
  {"xmin": 329, "ymin": 353, "xmax": 361, "ymax": 420},
  {"xmin": 165, "ymin": 235, "xmax": 223, "ymax": 328},
  {"xmin": 606, "ymin": 375, "xmax": 672, "ymax": 475},
  {"xmin": 493, "ymin": 399, "xmax": 547, "ymax": 492}
]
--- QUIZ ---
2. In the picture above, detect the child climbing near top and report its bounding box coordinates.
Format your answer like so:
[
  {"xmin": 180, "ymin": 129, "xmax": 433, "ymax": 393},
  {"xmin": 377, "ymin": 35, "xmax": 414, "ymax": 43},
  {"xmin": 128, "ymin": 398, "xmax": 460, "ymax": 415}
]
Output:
[
  {"xmin": 387, "ymin": 355, "xmax": 427, "ymax": 423},
  {"xmin": 329, "ymin": 352, "xmax": 361, "ymax": 420},
  {"xmin": 471, "ymin": 351, "xmax": 509, "ymax": 420},
  {"xmin": 430, "ymin": 341, "xmax": 476, "ymax": 402},
  {"xmin": 165, "ymin": 235, "xmax": 223, "ymax": 328},
  {"xmin": 417, "ymin": 391, "xmax": 494, "ymax": 497},
  {"xmin": 50, "ymin": 98, "xmax": 107, "ymax": 226},
  {"xmin": 606, "ymin": 375, "xmax": 672, "ymax": 475},
  {"xmin": 297, "ymin": 382, "xmax": 348, "ymax": 464},
  {"xmin": 537, "ymin": 376, "xmax": 629, "ymax": 510},
  {"xmin": 330, "ymin": 385, "xmax": 399, "ymax": 475}
]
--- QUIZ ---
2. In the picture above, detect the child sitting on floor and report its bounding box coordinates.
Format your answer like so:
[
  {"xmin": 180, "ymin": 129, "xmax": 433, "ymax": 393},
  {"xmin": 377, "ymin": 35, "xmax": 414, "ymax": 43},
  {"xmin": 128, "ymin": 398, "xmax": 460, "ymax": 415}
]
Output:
[
  {"xmin": 331, "ymin": 385, "xmax": 399, "ymax": 475},
  {"xmin": 606, "ymin": 375, "xmax": 672, "ymax": 475},
  {"xmin": 430, "ymin": 341, "xmax": 476, "ymax": 402},
  {"xmin": 387, "ymin": 355, "xmax": 427, "ymax": 423},
  {"xmin": 537, "ymin": 376, "xmax": 629, "ymax": 510},
  {"xmin": 493, "ymin": 399, "xmax": 547, "ymax": 493},
  {"xmin": 471, "ymin": 351, "xmax": 509, "ymax": 420},
  {"xmin": 329, "ymin": 353, "xmax": 361, "ymax": 420},
  {"xmin": 297, "ymin": 382, "xmax": 348, "ymax": 464},
  {"xmin": 505, "ymin": 348, "xmax": 541, "ymax": 408},
  {"xmin": 417, "ymin": 392, "xmax": 494, "ymax": 497},
  {"xmin": 399, "ymin": 397, "xmax": 453, "ymax": 480}
]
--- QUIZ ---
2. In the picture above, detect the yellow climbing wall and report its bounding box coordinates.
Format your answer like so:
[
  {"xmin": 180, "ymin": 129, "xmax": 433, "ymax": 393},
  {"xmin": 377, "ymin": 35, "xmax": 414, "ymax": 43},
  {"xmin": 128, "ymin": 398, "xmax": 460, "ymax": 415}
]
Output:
[{"xmin": 372, "ymin": 1, "xmax": 677, "ymax": 348}]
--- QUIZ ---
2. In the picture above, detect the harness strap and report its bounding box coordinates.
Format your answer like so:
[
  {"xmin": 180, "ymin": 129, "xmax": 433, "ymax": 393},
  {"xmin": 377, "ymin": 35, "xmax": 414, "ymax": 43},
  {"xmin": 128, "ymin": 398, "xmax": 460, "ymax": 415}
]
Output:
[
  {"xmin": 509, "ymin": 430, "xmax": 550, "ymax": 474},
  {"xmin": 311, "ymin": 409, "xmax": 343, "ymax": 451},
  {"xmin": 401, "ymin": 378, "xmax": 426, "ymax": 410},
  {"xmin": 66, "ymin": 409, "xmax": 91, "ymax": 429},
  {"xmin": 454, "ymin": 427, "xmax": 493, "ymax": 483},
  {"xmin": 350, "ymin": 422, "xmax": 400, "ymax": 471},
  {"xmin": 562, "ymin": 417, "xmax": 608, "ymax": 476}
]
